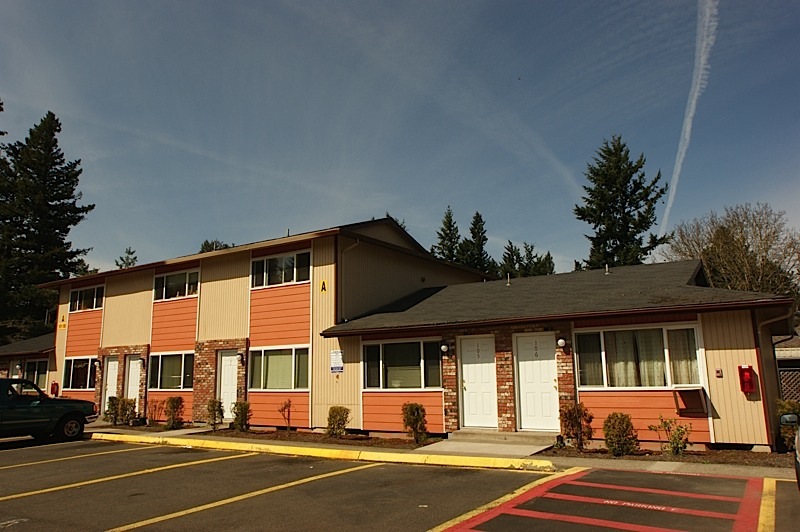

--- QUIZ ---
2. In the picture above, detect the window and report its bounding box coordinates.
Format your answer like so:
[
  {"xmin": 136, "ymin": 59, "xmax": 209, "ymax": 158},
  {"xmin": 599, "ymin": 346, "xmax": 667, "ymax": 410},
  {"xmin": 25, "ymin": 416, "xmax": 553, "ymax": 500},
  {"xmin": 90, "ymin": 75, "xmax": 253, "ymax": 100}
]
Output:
[
  {"xmin": 148, "ymin": 353, "xmax": 194, "ymax": 389},
  {"xmin": 249, "ymin": 347, "xmax": 309, "ymax": 390},
  {"xmin": 154, "ymin": 271, "xmax": 199, "ymax": 300},
  {"xmin": 25, "ymin": 359, "xmax": 49, "ymax": 389},
  {"xmin": 69, "ymin": 286, "xmax": 104, "ymax": 311},
  {"xmin": 63, "ymin": 357, "xmax": 97, "ymax": 389},
  {"xmin": 363, "ymin": 340, "xmax": 442, "ymax": 389},
  {"xmin": 251, "ymin": 251, "xmax": 310, "ymax": 288},
  {"xmin": 575, "ymin": 327, "xmax": 700, "ymax": 388}
]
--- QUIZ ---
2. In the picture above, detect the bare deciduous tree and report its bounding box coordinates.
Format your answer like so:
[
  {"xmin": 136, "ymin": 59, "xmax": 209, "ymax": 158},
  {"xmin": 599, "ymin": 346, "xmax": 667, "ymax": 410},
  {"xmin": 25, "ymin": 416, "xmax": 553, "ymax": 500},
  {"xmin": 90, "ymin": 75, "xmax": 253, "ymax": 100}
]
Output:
[{"xmin": 662, "ymin": 203, "xmax": 800, "ymax": 305}]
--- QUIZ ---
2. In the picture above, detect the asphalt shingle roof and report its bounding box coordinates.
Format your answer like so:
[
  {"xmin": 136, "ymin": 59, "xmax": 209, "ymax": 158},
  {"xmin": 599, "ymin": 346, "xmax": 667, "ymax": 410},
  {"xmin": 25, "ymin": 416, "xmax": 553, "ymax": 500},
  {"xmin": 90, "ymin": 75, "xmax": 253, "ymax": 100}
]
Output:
[
  {"xmin": 0, "ymin": 333, "xmax": 55, "ymax": 356},
  {"xmin": 324, "ymin": 260, "xmax": 793, "ymax": 336}
]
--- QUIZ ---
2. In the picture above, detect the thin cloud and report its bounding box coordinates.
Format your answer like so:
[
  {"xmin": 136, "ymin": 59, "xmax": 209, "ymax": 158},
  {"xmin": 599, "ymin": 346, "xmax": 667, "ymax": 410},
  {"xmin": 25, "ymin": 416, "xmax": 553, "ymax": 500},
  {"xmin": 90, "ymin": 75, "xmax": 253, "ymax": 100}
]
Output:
[{"xmin": 660, "ymin": 0, "xmax": 719, "ymax": 237}]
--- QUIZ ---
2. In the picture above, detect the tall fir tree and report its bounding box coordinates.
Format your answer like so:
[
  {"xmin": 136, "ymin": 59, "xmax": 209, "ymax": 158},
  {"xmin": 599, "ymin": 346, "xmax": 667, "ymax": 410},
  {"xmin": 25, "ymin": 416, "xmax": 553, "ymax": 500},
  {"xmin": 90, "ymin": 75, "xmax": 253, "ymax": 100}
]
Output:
[
  {"xmin": 116, "ymin": 247, "xmax": 138, "ymax": 268},
  {"xmin": 458, "ymin": 212, "xmax": 497, "ymax": 277},
  {"xmin": 499, "ymin": 240, "xmax": 524, "ymax": 278},
  {"xmin": 0, "ymin": 111, "xmax": 94, "ymax": 343},
  {"xmin": 430, "ymin": 206, "xmax": 461, "ymax": 263},
  {"xmin": 574, "ymin": 135, "xmax": 669, "ymax": 269}
]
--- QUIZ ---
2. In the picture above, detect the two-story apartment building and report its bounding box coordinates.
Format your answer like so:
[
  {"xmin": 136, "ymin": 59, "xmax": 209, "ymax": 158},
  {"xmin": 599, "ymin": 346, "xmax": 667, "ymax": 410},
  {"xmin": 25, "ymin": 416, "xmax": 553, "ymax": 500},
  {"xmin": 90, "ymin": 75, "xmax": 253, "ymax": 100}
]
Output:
[{"xmin": 40, "ymin": 218, "xmax": 482, "ymax": 432}]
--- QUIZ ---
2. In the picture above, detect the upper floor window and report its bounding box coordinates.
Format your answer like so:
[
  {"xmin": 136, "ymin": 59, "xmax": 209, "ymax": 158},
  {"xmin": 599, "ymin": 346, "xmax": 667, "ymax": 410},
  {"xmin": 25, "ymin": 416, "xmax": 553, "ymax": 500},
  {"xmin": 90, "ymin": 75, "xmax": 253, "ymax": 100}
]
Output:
[
  {"xmin": 575, "ymin": 326, "xmax": 700, "ymax": 389},
  {"xmin": 69, "ymin": 286, "xmax": 104, "ymax": 312},
  {"xmin": 154, "ymin": 271, "xmax": 199, "ymax": 301},
  {"xmin": 251, "ymin": 251, "xmax": 310, "ymax": 288},
  {"xmin": 63, "ymin": 357, "xmax": 97, "ymax": 389},
  {"xmin": 364, "ymin": 340, "xmax": 442, "ymax": 389}
]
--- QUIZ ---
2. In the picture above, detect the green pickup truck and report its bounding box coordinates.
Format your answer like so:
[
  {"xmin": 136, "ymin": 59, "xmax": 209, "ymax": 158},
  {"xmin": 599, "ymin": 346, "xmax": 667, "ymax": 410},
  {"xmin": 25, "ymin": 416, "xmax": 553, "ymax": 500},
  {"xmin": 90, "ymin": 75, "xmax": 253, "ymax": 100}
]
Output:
[{"xmin": 0, "ymin": 378, "xmax": 98, "ymax": 440}]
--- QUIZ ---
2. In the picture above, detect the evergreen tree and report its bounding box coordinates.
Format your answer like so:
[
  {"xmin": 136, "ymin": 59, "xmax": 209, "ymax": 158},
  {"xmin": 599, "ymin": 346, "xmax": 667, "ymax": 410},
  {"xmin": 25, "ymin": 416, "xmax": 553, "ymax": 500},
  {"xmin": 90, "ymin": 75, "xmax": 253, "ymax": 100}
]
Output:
[
  {"xmin": 521, "ymin": 243, "xmax": 555, "ymax": 276},
  {"xmin": 199, "ymin": 239, "xmax": 234, "ymax": 253},
  {"xmin": 574, "ymin": 135, "xmax": 669, "ymax": 269},
  {"xmin": 116, "ymin": 247, "xmax": 138, "ymax": 268},
  {"xmin": 500, "ymin": 240, "xmax": 523, "ymax": 278},
  {"xmin": 0, "ymin": 111, "xmax": 94, "ymax": 343},
  {"xmin": 458, "ymin": 212, "xmax": 497, "ymax": 277},
  {"xmin": 0, "ymin": 98, "xmax": 6, "ymax": 136},
  {"xmin": 430, "ymin": 206, "xmax": 461, "ymax": 262}
]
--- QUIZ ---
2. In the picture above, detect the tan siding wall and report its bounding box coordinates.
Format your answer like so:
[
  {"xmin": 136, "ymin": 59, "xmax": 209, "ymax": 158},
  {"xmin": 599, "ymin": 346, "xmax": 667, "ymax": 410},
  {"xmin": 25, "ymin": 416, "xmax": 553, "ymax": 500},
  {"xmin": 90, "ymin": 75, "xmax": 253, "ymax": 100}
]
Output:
[
  {"xmin": 54, "ymin": 287, "xmax": 70, "ymax": 383},
  {"xmin": 347, "ymin": 224, "xmax": 417, "ymax": 250},
  {"xmin": 102, "ymin": 270, "xmax": 154, "ymax": 347},
  {"xmin": 701, "ymin": 310, "xmax": 768, "ymax": 445},
  {"xmin": 339, "ymin": 237, "xmax": 480, "ymax": 321},
  {"xmin": 311, "ymin": 236, "xmax": 362, "ymax": 428},
  {"xmin": 198, "ymin": 253, "xmax": 249, "ymax": 341}
]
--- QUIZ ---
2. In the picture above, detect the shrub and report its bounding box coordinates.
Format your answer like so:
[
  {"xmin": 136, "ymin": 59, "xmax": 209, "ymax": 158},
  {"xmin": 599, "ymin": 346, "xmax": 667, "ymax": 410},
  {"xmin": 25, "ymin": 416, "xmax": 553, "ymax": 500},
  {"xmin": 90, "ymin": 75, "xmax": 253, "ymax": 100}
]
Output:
[
  {"xmin": 104, "ymin": 396, "xmax": 119, "ymax": 425},
  {"xmin": 402, "ymin": 402, "xmax": 428, "ymax": 444},
  {"xmin": 777, "ymin": 399, "xmax": 800, "ymax": 450},
  {"xmin": 232, "ymin": 401, "xmax": 251, "ymax": 432},
  {"xmin": 207, "ymin": 399, "xmax": 224, "ymax": 431},
  {"xmin": 326, "ymin": 406, "xmax": 350, "ymax": 437},
  {"xmin": 147, "ymin": 399, "xmax": 165, "ymax": 427},
  {"xmin": 165, "ymin": 396, "xmax": 185, "ymax": 430},
  {"xmin": 648, "ymin": 416, "xmax": 692, "ymax": 455},
  {"xmin": 118, "ymin": 398, "xmax": 137, "ymax": 425},
  {"xmin": 559, "ymin": 402, "xmax": 594, "ymax": 450},
  {"xmin": 278, "ymin": 399, "xmax": 292, "ymax": 431},
  {"xmin": 603, "ymin": 412, "xmax": 639, "ymax": 456}
]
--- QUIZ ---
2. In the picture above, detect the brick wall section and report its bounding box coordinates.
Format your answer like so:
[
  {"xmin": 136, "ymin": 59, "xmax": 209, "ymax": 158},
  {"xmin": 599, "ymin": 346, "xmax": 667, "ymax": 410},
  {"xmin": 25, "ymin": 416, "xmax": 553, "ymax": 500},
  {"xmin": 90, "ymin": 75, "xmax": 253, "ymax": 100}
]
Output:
[
  {"xmin": 441, "ymin": 333, "xmax": 459, "ymax": 432},
  {"xmin": 97, "ymin": 344, "xmax": 150, "ymax": 415},
  {"xmin": 556, "ymin": 343, "xmax": 576, "ymax": 416},
  {"xmin": 494, "ymin": 331, "xmax": 516, "ymax": 432},
  {"xmin": 193, "ymin": 338, "xmax": 248, "ymax": 421}
]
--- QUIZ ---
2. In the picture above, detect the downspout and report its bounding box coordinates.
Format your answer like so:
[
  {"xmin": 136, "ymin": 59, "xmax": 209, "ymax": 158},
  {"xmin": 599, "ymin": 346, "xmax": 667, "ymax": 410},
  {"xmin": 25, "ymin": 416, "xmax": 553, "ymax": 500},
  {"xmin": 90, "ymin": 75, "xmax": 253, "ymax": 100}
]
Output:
[{"xmin": 755, "ymin": 307, "xmax": 795, "ymax": 449}]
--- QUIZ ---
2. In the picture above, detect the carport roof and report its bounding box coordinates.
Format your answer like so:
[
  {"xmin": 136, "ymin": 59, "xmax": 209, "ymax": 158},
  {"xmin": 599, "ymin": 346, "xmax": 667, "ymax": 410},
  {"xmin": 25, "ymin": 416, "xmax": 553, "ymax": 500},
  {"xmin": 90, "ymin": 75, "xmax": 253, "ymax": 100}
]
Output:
[{"xmin": 322, "ymin": 260, "xmax": 795, "ymax": 337}]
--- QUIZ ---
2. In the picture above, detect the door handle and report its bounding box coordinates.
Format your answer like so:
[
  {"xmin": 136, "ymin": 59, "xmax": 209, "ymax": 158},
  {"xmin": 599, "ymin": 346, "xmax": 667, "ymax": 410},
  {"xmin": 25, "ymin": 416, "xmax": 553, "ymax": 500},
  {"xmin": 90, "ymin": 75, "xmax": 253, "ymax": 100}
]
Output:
[{"xmin": 462, "ymin": 379, "xmax": 466, "ymax": 391}]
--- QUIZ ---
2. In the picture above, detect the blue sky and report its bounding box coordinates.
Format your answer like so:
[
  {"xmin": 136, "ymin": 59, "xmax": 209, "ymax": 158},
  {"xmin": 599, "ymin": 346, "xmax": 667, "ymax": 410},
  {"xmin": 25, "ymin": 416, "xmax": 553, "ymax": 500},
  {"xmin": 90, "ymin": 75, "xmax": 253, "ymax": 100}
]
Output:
[{"xmin": 1, "ymin": 0, "xmax": 798, "ymax": 273}]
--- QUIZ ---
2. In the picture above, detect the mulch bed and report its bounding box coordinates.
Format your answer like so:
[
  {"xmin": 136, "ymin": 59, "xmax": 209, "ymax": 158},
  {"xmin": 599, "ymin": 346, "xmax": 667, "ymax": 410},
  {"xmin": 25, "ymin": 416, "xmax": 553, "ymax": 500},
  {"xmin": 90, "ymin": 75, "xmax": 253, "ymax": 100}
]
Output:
[
  {"xmin": 539, "ymin": 446, "xmax": 794, "ymax": 468},
  {"xmin": 207, "ymin": 428, "xmax": 439, "ymax": 450}
]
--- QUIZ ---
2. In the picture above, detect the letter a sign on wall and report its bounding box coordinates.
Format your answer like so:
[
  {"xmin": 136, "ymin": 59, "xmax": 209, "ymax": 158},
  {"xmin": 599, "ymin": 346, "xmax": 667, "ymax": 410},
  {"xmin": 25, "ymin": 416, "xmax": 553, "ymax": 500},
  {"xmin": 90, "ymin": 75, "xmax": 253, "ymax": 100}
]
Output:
[{"xmin": 320, "ymin": 280, "xmax": 327, "ymax": 292}]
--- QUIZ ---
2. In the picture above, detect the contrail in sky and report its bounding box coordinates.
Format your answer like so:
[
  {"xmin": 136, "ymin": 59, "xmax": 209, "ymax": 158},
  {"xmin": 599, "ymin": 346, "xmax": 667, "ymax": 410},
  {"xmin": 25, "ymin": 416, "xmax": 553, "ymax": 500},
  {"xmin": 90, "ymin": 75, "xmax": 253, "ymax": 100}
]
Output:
[{"xmin": 659, "ymin": 0, "xmax": 719, "ymax": 237}]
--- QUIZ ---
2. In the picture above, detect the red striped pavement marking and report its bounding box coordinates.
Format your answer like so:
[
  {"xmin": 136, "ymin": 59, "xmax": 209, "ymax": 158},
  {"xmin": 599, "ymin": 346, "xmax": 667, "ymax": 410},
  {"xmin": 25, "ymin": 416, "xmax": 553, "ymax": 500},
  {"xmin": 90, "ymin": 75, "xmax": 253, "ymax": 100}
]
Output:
[
  {"xmin": 732, "ymin": 478, "xmax": 763, "ymax": 532},
  {"xmin": 569, "ymin": 479, "xmax": 742, "ymax": 503},
  {"xmin": 543, "ymin": 491, "xmax": 738, "ymax": 520}
]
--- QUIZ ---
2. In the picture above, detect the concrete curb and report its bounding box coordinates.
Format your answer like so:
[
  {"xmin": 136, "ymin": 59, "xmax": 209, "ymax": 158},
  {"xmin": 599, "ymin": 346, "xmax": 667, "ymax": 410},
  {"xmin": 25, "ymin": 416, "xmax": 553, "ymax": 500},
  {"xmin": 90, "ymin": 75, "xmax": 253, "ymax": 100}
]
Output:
[{"xmin": 88, "ymin": 432, "xmax": 555, "ymax": 471}]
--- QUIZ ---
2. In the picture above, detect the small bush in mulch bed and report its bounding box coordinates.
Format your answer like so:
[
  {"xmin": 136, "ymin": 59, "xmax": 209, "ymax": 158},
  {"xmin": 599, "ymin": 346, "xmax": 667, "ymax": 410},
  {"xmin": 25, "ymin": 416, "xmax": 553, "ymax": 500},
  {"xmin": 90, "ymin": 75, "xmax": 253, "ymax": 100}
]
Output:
[{"xmin": 210, "ymin": 428, "xmax": 441, "ymax": 450}]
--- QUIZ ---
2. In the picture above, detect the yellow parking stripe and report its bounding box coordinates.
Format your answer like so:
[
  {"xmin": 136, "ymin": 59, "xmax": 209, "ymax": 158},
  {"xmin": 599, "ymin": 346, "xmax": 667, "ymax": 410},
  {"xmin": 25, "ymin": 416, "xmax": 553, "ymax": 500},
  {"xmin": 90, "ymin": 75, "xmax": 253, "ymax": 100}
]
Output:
[
  {"xmin": 0, "ymin": 444, "xmax": 152, "ymax": 470},
  {"xmin": 107, "ymin": 463, "xmax": 382, "ymax": 531},
  {"xmin": 0, "ymin": 452, "xmax": 257, "ymax": 502},
  {"xmin": 757, "ymin": 478, "xmax": 776, "ymax": 532},
  {"xmin": 429, "ymin": 467, "xmax": 589, "ymax": 532}
]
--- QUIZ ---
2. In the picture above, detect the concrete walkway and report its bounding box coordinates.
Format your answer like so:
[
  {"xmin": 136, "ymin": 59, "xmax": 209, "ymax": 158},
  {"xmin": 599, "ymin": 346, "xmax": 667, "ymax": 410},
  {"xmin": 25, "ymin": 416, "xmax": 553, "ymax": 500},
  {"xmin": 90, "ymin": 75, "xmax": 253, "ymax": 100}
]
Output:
[{"xmin": 83, "ymin": 423, "xmax": 795, "ymax": 479}]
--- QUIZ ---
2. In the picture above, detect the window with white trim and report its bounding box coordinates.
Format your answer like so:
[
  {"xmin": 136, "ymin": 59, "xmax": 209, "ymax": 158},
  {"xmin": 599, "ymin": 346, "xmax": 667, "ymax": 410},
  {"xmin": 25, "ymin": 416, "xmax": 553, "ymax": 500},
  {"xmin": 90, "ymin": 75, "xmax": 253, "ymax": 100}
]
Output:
[
  {"xmin": 363, "ymin": 340, "xmax": 442, "ymax": 389},
  {"xmin": 148, "ymin": 353, "xmax": 194, "ymax": 389},
  {"xmin": 63, "ymin": 357, "xmax": 97, "ymax": 389},
  {"xmin": 575, "ymin": 326, "xmax": 700, "ymax": 388},
  {"xmin": 154, "ymin": 271, "xmax": 199, "ymax": 301},
  {"xmin": 249, "ymin": 347, "xmax": 309, "ymax": 390},
  {"xmin": 251, "ymin": 251, "xmax": 310, "ymax": 288},
  {"xmin": 25, "ymin": 359, "xmax": 49, "ymax": 389},
  {"xmin": 69, "ymin": 286, "xmax": 104, "ymax": 311}
]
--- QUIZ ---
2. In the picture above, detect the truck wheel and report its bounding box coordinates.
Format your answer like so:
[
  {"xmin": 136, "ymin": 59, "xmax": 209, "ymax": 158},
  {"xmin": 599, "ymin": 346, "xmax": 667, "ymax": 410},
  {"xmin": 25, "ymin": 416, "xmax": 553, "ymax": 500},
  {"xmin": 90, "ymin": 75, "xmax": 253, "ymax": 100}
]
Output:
[{"xmin": 56, "ymin": 415, "xmax": 85, "ymax": 441}]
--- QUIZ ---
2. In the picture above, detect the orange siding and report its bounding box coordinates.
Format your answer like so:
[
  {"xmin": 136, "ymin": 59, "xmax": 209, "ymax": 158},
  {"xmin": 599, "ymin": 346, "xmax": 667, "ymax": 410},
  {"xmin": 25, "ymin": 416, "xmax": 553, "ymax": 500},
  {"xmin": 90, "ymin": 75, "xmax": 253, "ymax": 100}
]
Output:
[
  {"xmin": 362, "ymin": 391, "xmax": 445, "ymax": 433},
  {"xmin": 65, "ymin": 310, "xmax": 102, "ymax": 356},
  {"xmin": 249, "ymin": 284, "xmax": 310, "ymax": 346},
  {"xmin": 60, "ymin": 390, "xmax": 95, "ymax": 403},
  {"xmin": 147, "ymin": 390, "xmax": 194, "ymax": 422},
  {"xmin": 151, "ymin": 298, "xmax": 198, "ymax": 352},
  {"xmin": 580, "ymin": 390, "xmax": 711, "ymax": 443},
  {"xmin": 248, "ymin": 392, "xmax": 310, "ymax": 428}
]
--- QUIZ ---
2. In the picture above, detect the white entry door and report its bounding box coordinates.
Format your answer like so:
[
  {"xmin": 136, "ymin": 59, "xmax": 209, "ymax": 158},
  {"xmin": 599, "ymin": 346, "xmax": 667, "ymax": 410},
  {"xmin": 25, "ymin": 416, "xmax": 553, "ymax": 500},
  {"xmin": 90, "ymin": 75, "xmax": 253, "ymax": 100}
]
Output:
[
  {"xmin": 516, "ymin": 333, "xmax": 560, "ymax": 431},
  {"xmin": 125, "ymin": 356, "xmax": 141, "ymax": 412},
  {"xmin": 460, "ymin": 336, "xmax": 498, "ymax": 428},
  {"xmin": 219, "ymin": 351, "xmax": 239, "ymax": 420},
  {"xmin": 102, "ymin": 357, "xmax": 119, "ymax": 415}
]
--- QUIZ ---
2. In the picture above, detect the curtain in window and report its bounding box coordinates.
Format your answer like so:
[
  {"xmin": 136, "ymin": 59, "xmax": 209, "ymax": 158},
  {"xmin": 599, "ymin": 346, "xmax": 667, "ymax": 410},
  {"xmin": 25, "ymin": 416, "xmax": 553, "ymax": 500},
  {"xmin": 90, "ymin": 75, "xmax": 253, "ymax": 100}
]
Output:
[
  {"xmin": 576, "ymin": 334, "xmax": 603, "ymax": 386},
  {"xmin": 265, "ymin": 349, "xmax": 292, "ymax": 389},
  {"xmin": 384, "ymin": 343, "xmax": 421, "ymax": 388},
  {"xmin": 668, "ymin": 329, "xmax": 699, "ymax": 384},
  {"xmin": 249, "ymin": 352, "xmax": 263, "ymax": 388},
  {"xmin": 605, "ymin": 331, "xmax": 638, "ymax": 386},
  {"xmin": 635, "ymin": 329, "xmax": 666, "ymax": 387},
  {"xmin": 294, "ymin": 348, "xmax": 309, "ymax": 388},
  {"xmin": 160, "ymin": 355, "xmax": 183, "ymax": 389}
]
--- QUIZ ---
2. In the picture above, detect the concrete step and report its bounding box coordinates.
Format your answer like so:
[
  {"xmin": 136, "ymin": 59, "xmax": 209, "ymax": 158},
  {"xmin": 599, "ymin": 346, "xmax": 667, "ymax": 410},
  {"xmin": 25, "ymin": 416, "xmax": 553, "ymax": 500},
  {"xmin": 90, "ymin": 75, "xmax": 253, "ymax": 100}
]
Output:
[{"xmin": 448, "ymin": 429, "xmax": 558, "ymax": 446}]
